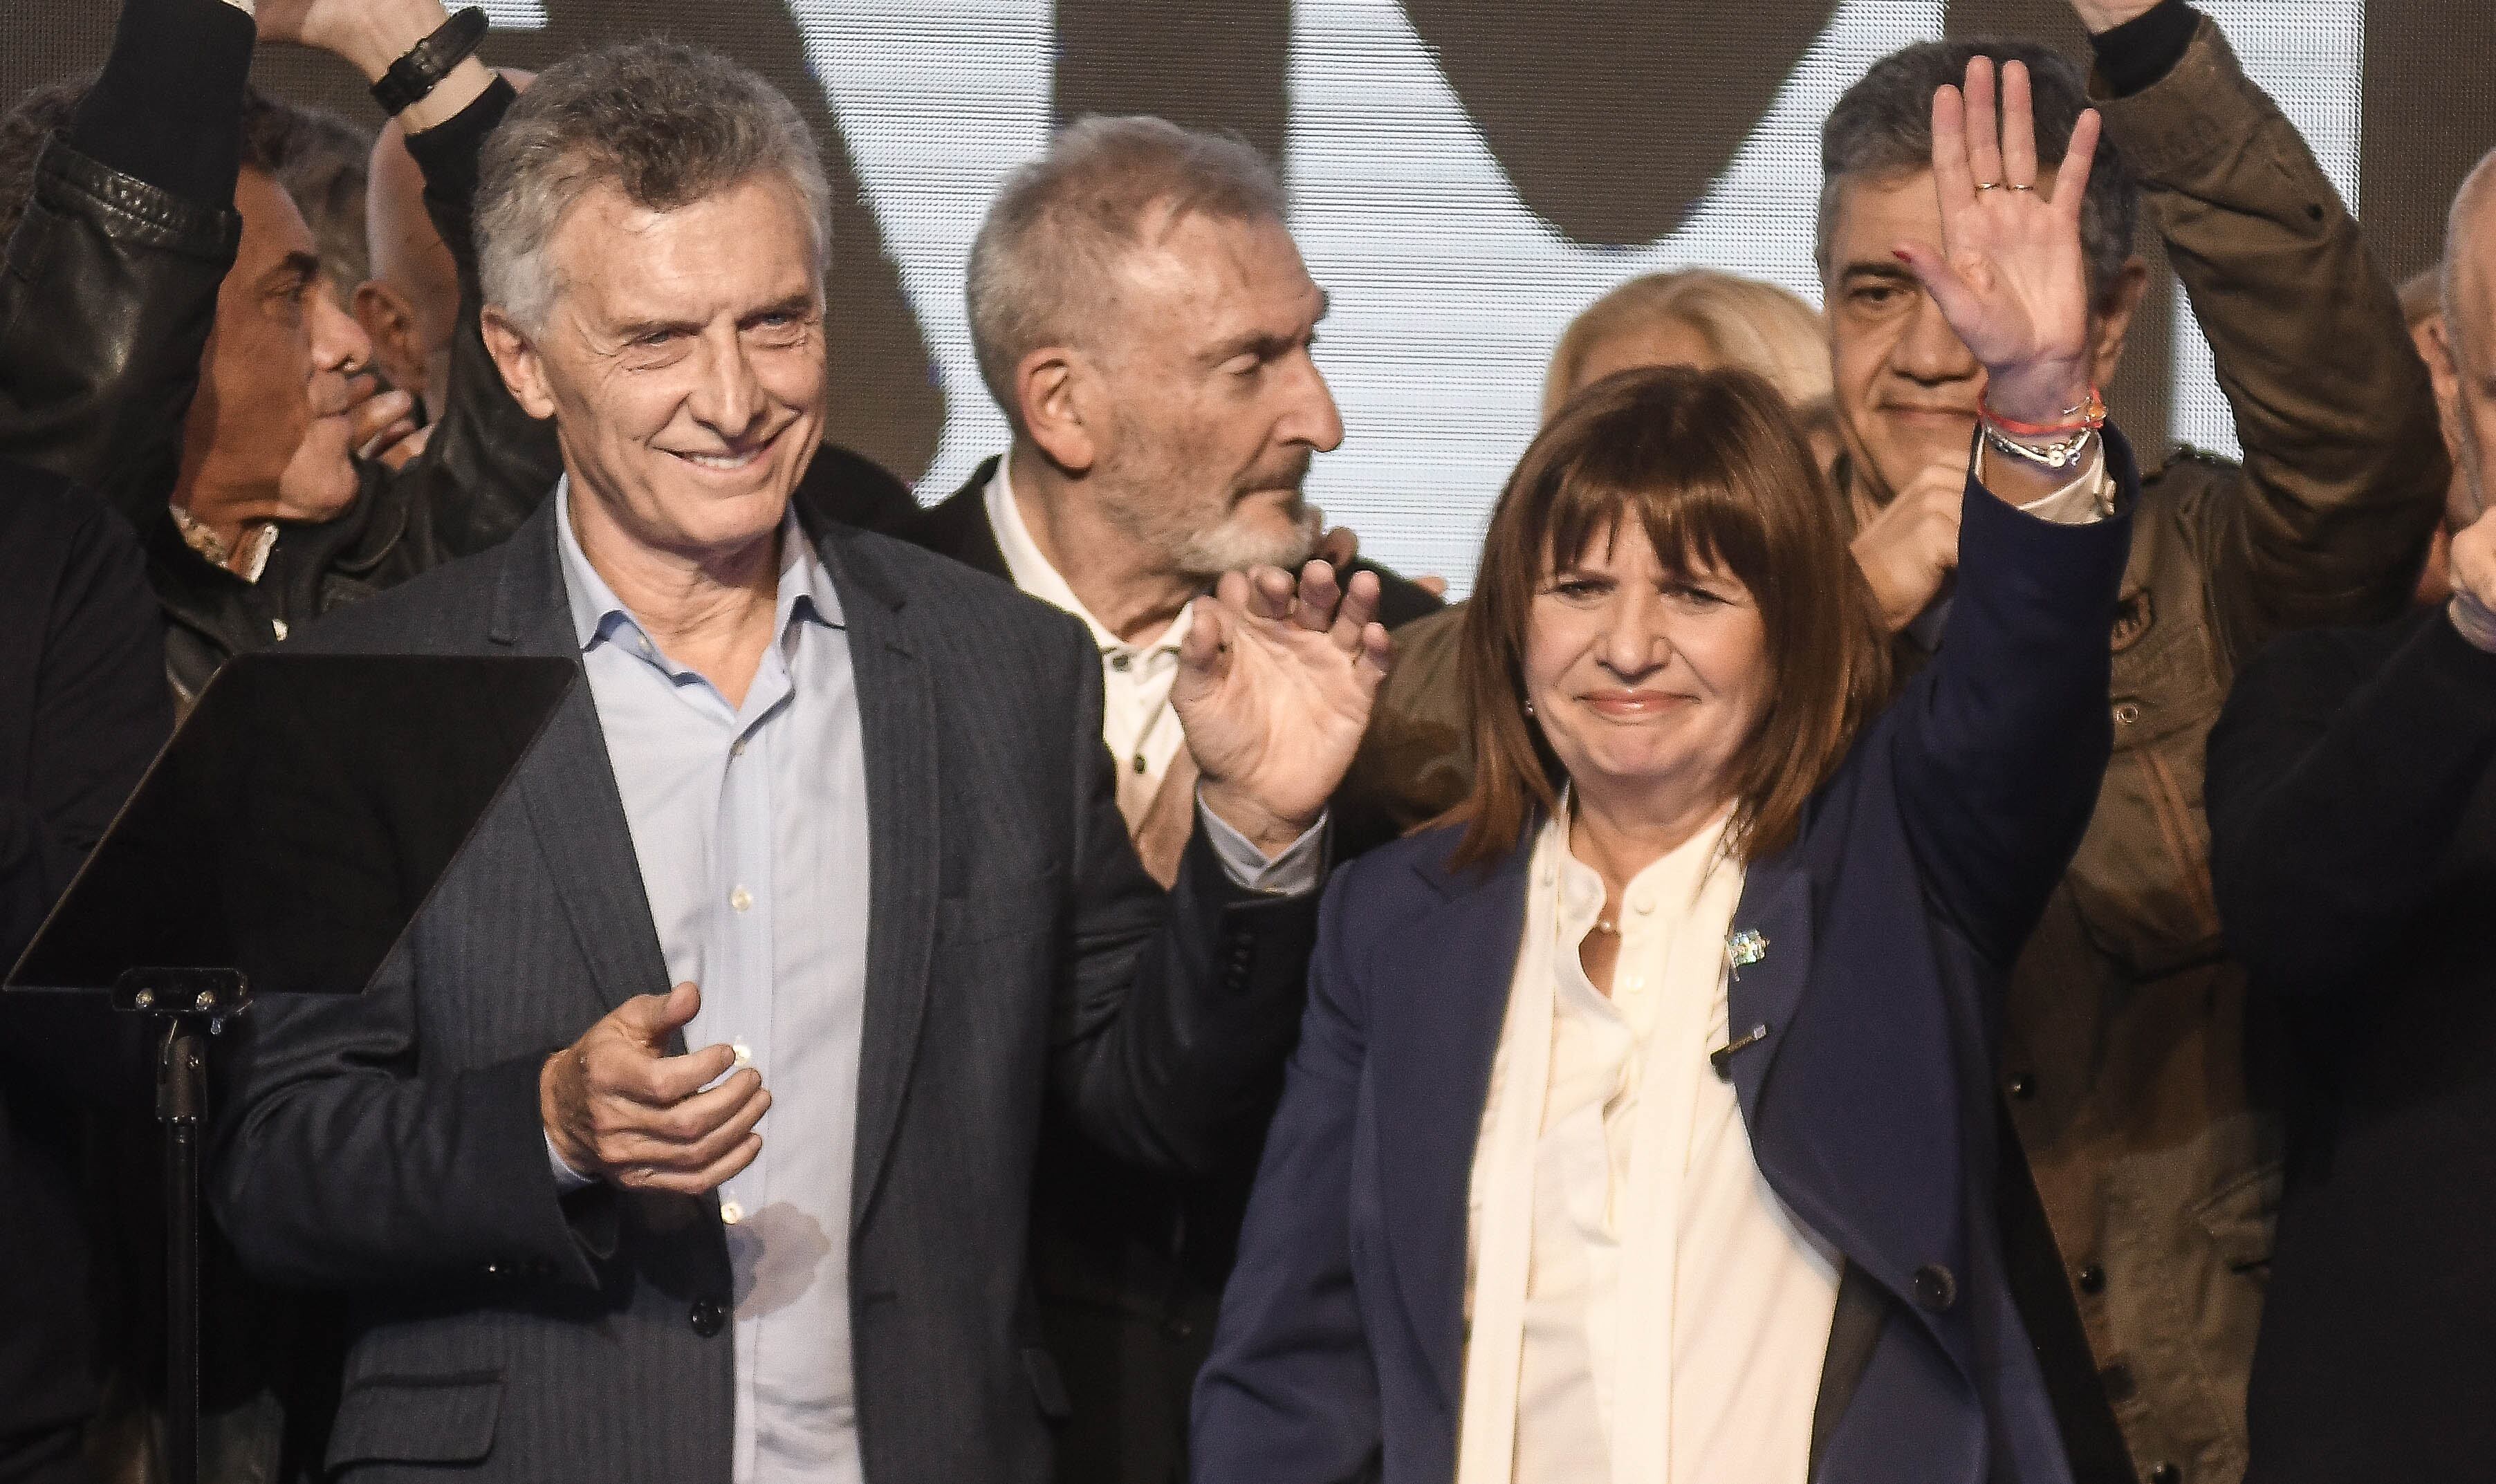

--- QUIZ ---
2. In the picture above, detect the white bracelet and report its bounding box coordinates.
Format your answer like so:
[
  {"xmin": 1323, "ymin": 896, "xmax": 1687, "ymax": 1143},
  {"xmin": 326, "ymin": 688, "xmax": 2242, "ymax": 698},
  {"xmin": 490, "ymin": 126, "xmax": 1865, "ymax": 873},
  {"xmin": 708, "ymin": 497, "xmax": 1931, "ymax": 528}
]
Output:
[{"xmin": 1982, "ymin": 421, "xmax": 2098, "ymax": 472}]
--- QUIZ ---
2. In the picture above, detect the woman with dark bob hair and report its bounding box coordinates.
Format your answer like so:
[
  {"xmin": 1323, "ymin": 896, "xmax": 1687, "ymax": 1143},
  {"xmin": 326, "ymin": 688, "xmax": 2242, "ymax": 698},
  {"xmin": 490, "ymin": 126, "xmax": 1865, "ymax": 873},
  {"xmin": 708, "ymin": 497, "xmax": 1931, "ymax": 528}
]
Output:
[{"xmin": 1194, "ymin": 59, "xmax": 2136, "ymax": 1484}]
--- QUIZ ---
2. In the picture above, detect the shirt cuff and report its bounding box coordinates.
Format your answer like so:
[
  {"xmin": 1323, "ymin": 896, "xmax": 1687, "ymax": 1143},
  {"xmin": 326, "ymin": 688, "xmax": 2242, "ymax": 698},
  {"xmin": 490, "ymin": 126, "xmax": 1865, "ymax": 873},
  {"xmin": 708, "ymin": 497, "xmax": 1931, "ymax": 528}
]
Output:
[
  {"xmin": 545, "ymin": 1131, "xmax": 595, "ymax": 1193},
  {"xmin": 1195, "ymin": 795, "xmax": 1326, "ymax": 897},
  {"xmin": 1986, "ymin": 441, "xmax": 2114, "ymax": 526},
  {"xmin": 2089, "ymin": 0, "xmax": 2199, "ymax": 98}
]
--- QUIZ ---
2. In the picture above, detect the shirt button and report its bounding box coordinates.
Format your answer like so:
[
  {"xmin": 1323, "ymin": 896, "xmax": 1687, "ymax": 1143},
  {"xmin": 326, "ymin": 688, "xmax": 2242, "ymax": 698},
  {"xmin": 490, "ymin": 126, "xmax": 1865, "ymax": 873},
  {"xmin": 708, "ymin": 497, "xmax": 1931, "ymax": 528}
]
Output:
[
  {"xmin": 731, "ymin": 1041, "xmax": 751, "ymax": 1068},
  {"xmin": 719, "ymin": 1200, "xmax": 745, "ymax": 1226},
  {"xmin": 2147, "ymin": 1465, "xmax": 2181, "ymax": 1484},
  {"xmin": 270, "ymin": 617, "xmax": 289, "ymax": 641},
  {"xmin": 1131, "ymin": 754, "xmax": 1147, "ymax": 775},
  {"xmin": 729, "ymin": 886, "xmax": 752, "ymax": 913},
  {"xmin": 2008, "ymin": 1073, "xmax": 2037, "ymax": 1099},
  {"xmin": 638, "ymin": 637, "xmax": 654, "ymax": 657},
  {"xmin": 2076, "ymin": 1263, "xmax": 2107, "ymax": 1295},
  {"xmin": 730, "ymin": 737, "xmax": 748, "ymax": 758},
  {"xmin": 1110, "ymin": 655, "xmax": 1131, "ymax": 671}
]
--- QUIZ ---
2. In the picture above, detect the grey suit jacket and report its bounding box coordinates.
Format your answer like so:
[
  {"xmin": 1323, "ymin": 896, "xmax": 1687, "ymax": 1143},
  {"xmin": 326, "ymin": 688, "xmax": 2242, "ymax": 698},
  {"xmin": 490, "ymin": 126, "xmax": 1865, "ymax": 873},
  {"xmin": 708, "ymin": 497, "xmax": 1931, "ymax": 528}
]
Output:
[{"xmin": 206, "ymin": 499, "xmax": 1321, "ymax": 1484}]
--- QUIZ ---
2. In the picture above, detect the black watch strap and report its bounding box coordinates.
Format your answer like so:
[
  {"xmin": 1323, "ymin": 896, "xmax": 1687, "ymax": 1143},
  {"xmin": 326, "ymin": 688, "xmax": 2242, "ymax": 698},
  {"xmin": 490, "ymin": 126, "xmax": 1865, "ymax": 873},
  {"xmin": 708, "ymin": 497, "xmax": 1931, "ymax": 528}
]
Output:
[{"xmin": 369, "ymin": 6, "xmax": 490, "ymax": 118}]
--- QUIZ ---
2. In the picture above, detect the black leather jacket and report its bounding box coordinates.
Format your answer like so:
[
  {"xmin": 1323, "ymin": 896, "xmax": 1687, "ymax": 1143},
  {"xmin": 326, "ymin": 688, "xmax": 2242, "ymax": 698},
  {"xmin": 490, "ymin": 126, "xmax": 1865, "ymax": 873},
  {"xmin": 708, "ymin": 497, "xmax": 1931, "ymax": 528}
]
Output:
[{"xmin": 0, "ymin": 80, "xmax": 562, "ymax": 703}]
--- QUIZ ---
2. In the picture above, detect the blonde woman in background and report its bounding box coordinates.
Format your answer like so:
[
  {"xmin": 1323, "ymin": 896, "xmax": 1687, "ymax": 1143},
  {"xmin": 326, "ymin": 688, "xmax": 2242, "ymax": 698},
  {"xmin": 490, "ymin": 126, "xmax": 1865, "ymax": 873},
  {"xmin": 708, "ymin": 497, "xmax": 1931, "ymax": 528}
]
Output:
[
  {"xmin": 1541, "ymin": 269, "xmax": 1833, "ymax": 427},
  {"xmin": 1353, "ymin": 270, "xmax": 1842, "ymax": 835}
]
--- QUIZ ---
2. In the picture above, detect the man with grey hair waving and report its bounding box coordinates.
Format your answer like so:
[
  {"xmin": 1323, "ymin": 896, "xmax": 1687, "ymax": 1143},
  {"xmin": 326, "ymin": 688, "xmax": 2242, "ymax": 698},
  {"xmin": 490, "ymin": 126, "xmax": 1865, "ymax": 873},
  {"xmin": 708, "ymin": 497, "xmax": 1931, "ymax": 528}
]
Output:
[
  {"xmin": 902, "ymin": 116, "xmax": 1439, "ymax": 1484},
  {"xmin": 209, "ymin": 40, "xmax": 1389, "ymax": 1484}
]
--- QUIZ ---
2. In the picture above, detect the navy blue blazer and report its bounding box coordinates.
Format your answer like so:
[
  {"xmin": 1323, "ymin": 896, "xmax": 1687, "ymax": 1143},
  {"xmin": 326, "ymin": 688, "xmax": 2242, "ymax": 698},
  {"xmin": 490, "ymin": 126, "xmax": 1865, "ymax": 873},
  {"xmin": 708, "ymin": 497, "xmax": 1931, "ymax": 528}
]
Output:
[{"xmin": 1192, "ymin": 447, "xmax": 2137, "ymax": 1484}]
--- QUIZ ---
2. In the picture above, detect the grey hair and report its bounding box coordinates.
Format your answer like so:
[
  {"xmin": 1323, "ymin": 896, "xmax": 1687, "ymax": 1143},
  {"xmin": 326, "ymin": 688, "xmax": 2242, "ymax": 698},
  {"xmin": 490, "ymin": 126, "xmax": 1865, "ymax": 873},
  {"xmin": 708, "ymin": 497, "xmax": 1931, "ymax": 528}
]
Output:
[
  {"xmin": 1818, "ymin": 39, "xmax": 2138, "ymax": 310},
  {"xmin": 2442, "ymin": 147, "xmax": 2496, "ymax": 333},
  {"xmin": 476, "ymin": 40, "xmax": 831, "ymax": 333},
  {"xmin": 966, "ymin": 115, "xmax": 1288, "ymax": 431}
]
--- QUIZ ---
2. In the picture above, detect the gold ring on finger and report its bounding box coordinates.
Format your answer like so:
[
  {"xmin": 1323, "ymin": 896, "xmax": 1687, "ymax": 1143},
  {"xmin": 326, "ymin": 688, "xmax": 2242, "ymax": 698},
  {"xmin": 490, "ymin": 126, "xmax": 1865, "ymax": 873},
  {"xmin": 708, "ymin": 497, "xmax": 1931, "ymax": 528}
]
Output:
[
  {"xmin": 1975, "ymin": 180, "xmax": 2002, "ymax": 192},
  {"xmin": 2006, "ymin": 183, "xmax": 2037, "ymax": 192}
]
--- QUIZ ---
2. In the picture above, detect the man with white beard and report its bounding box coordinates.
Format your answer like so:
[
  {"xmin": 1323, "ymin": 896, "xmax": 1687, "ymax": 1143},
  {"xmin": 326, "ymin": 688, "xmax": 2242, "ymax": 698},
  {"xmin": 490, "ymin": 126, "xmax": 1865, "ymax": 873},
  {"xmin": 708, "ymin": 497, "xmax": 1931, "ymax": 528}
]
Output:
[{"xmin": 899, "ymin": 114, "xmax": 1440, "ymax": 1484}]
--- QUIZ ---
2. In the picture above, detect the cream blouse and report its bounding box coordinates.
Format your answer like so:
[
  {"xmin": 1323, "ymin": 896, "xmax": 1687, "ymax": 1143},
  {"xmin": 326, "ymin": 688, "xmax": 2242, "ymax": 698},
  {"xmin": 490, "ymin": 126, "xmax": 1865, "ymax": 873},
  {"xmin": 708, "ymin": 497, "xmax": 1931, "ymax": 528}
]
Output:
[{"xmin": 1455, "ymin": 808, "xmax": 1841, "ymax": 1484}]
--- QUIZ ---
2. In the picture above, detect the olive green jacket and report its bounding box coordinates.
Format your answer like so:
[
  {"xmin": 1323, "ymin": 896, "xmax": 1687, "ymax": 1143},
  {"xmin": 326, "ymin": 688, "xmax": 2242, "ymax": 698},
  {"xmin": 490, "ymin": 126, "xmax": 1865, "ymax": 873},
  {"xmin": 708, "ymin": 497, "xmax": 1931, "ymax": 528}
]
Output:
[{"xmin": 1349, "ymin": 21, "xmax": 2446, "ymax": 1484}]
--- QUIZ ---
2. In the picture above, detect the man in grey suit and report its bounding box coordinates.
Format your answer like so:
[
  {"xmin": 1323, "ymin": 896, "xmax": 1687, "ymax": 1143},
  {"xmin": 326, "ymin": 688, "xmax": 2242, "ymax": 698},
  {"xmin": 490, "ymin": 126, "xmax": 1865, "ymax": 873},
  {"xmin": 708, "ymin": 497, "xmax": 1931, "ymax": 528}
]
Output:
[{"xmin": 207, "ymin": 35, "xmax": 1390, "ymax": 1484}]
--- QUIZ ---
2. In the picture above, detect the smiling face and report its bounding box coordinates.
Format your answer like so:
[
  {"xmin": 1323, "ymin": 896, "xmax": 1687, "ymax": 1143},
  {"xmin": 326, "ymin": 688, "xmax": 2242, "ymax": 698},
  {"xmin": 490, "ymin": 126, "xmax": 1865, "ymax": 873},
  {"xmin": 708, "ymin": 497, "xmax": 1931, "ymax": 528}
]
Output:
[
  {"xmin": 484, "ymin": 172, "xmax": 826, "ymax": 563},
  {"xmin": 1524, "ymin": 517, "xmax": 1774, "ymax": 822},
  {"xmin": 1085, "ymin": 210, "xmax": 1344, "ymax": 576}
]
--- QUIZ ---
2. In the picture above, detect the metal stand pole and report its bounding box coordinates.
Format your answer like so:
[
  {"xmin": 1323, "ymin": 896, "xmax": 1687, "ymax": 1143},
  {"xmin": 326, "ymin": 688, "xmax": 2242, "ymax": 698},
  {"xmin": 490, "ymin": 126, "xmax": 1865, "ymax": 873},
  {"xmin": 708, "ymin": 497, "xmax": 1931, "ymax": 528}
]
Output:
[
  {"xmin": 119, "ymin": 969, "xmax": 246, "ymax": 1484},
  {"xmin": 156, "ymin": 1017, "xmax": 205, "ymax": 1484}
]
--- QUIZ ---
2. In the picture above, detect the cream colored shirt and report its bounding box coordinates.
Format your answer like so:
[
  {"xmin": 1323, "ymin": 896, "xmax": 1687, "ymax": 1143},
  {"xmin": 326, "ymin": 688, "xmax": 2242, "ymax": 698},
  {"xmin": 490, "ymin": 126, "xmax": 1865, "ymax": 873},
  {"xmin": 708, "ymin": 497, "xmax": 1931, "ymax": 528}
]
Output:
[
  {"xmin": 1457, "ymin": 810, "xmax": 1841, "ymax": 1484},
  {"xmin": 986, "ymin": 457, "xmax": 1191, "ymax": 796},
  {"xmin": 169, "ymin": 504, "xmax": 277, "ymax": 588},
  {"xmin": 980, "ymin": 456, "xmax": 1324, "ymax": 889}
]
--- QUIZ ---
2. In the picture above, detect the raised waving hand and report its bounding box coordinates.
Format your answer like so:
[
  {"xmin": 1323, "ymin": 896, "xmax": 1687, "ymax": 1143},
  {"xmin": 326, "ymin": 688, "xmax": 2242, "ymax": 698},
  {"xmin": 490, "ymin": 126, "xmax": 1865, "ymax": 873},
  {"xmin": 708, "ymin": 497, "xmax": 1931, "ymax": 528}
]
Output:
[
  {"xmin": 1174, "ymin": 562, "xmax": 1393, "ymax": 860},
  {"xmin": 1892, "ymin": 57, "xmax": 2101, "ymax": 428}
]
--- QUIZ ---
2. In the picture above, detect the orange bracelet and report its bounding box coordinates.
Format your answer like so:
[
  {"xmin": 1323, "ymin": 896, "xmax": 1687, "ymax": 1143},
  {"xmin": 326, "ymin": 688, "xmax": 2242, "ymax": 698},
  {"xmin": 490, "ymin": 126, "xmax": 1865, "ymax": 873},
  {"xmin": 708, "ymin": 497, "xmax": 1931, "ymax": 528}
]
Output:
[{"xmin": 1981, "ymin": 384, "xmax": 2107, "ymax": 438}]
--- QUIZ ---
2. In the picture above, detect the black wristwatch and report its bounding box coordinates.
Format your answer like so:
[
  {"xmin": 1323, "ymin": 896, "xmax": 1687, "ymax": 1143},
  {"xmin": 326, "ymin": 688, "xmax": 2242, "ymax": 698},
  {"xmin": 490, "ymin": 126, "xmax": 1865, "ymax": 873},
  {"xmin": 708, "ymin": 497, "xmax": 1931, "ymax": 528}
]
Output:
[{"xmin": 369, "ymin": 6, "xmax": 490, "ymax": 118}]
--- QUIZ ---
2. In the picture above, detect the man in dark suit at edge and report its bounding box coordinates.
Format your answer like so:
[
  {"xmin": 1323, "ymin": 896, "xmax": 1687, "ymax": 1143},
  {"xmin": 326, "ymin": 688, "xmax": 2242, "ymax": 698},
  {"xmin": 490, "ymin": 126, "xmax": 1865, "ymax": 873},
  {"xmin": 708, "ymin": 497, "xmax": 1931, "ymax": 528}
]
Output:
[{"xmin": 207, "ymin": 39, "xmax": 1389, "ymax": 1484}]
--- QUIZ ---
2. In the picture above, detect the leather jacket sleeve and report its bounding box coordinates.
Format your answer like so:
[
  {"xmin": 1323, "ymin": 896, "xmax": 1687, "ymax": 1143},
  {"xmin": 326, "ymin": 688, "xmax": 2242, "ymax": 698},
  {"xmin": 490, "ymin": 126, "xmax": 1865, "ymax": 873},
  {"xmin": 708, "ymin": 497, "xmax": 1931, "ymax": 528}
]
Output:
[
  {"xmin": 0, "ymin": 0, "xmax": 250, "ymax": 530},
  {"xmin": 2100, "ymin": 17, "xmax": 2446, "ymax": 665},
  {"xmin": 0, "ymin": 143, "xmax": 239, "ymax": 535}
]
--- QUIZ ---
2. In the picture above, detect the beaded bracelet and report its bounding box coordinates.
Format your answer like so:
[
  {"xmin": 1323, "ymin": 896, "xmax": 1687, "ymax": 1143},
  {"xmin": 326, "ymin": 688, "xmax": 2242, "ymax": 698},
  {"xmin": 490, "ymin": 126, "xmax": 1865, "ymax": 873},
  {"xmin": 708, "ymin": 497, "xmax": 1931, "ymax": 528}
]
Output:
[{"xmin": 1980, "ymin": 384, "xmax": 2107, "ymax": 438}]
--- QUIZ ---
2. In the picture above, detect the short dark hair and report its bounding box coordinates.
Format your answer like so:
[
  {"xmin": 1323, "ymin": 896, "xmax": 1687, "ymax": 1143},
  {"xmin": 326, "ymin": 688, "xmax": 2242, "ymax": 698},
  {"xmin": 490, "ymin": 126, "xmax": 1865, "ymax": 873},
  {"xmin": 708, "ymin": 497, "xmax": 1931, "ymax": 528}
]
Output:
[
  {"xmin": 1818, "ymin": 39, "xmax": 2138, "ymax": 310},
  {"xmin": 1446, "ymin": 365, "xmax": 1890, "ymax": 869},
  {"xmin": 0, "ymin": 77, "xmax": 296, "ymax": 248}
]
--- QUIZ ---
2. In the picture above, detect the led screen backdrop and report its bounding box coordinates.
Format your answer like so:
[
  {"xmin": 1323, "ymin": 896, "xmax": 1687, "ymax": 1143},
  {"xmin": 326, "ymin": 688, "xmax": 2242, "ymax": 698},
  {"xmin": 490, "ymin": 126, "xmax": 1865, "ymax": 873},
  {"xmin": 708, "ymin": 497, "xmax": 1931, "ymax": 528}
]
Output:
[{"xmin": 15, "ymin": 0, "xmax": 2493, "ymax": 592}]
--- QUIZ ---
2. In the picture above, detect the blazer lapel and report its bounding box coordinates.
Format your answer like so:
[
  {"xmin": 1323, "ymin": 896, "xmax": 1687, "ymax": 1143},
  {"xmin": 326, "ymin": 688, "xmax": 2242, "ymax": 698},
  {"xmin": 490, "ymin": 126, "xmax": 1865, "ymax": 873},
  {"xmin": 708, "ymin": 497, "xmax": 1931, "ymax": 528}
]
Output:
[
  {"xmin": 1366, "ymin": 837, "xmax": 1532, "ymax": 1412},
  {"xmin": 492, "ymin": 505, "xmax": 672, "ymax": 1015},
  {"xmin": 904, "ymin": 458, "xmax": 1010, "ymax": 582},
  {"xmin": 814, "ymin": 528, "xmax": 941, "ymax": 1231},
  {"xmin": 1723, "ymin": 857, "xmax": 1814, "ymax": 1128}
]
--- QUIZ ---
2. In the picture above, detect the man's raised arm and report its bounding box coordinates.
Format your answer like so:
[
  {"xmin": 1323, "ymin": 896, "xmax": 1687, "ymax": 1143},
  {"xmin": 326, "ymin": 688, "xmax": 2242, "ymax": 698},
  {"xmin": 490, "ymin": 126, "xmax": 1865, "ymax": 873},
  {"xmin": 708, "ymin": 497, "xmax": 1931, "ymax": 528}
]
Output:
[
  {"xmin": 0, "ymin": 0, "xmax": 255, "ymax": 527},
  {"xmin": 2085, "ymin": 0, "xmax": 2446, "ymax": 653}
]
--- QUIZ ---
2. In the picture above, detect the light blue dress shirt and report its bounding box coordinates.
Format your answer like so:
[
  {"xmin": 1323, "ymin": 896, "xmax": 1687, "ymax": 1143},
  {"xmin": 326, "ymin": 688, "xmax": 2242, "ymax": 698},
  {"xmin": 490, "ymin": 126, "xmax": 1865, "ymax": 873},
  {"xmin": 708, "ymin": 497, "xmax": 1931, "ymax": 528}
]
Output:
[
  {"xmin": 545, "ymin": 480, "xmax": 1319, "ymax": 1483},
  {"xmin": 555, "ymin": 482, "xmax": 871, "ymax": 1484}
]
